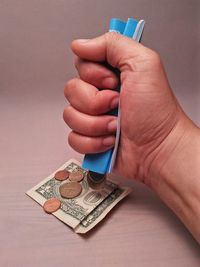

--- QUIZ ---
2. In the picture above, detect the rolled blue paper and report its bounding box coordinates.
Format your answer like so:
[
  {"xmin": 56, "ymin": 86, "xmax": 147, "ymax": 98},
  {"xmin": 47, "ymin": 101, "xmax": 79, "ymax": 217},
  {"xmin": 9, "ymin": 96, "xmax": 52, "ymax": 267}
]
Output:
[
  {"xmin": 109, "ymin": 18, "xmax": 126, "ymax": 33},
  {"xmin": 82, "ymin": 17, "xmax": 142, "ymax": 174},
  {"xmin": 123, "ymin": 18, "xmax": 138, "ymax": 37}
]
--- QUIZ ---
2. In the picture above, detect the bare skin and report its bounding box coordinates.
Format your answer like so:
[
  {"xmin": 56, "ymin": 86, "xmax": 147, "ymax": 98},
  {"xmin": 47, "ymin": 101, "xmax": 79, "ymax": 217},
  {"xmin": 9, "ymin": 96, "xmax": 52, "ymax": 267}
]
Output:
[{"xmin": 63, "ymin": 32, "xmax": 200, "ymax": 243}]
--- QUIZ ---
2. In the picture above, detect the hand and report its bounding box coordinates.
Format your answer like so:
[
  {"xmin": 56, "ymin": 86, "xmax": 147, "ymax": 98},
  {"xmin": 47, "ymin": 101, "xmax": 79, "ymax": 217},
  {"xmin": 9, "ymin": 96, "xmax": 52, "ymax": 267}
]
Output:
[
  {"xmin": 64, "ymin": 32, "xmax": 200, "ymax": 243},
  {"xmin": 64, "ymin": 32, "xmax": 184, "ymax": 184}
]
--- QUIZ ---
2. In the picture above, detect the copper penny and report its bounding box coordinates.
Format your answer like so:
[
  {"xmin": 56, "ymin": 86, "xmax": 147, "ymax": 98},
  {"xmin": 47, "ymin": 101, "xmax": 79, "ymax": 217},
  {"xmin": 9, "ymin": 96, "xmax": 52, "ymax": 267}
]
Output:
[
  {"xmin": 59, "ymin": 182, "xmax": 82, "ymax": 199},
  {"xmin": 69, "ymin": 170, "xmax": 84, "ymax": 182},
  {"xmin": 43, "ymin": 198, "xmax": 61, "ymax": 213},
  {"xmin": 54, "ymin": 170, "xmax": 69, "ymax": 181}
]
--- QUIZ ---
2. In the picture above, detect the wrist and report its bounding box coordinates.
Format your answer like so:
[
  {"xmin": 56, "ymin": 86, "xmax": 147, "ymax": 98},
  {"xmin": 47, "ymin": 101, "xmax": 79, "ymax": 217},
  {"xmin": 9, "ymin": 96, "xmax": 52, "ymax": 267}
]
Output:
[
  {"xmin": 146, "ymin": 112, "xmax": 200, "ymax": 242},
  {"xmin": 148, "ymin": 112, "xmax": 199, "ymax": 190}
]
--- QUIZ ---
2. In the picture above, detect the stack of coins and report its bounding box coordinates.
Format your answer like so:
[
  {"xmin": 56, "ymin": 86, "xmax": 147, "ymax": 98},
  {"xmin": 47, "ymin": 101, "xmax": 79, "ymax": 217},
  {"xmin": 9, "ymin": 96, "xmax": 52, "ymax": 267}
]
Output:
[
  {"xmin": 87, "ymin": 171, "xmax": 106, "ymax": 190},
  {"xmin": 43, "ymin": 169, "xmax": 84, "ymax": 213}
]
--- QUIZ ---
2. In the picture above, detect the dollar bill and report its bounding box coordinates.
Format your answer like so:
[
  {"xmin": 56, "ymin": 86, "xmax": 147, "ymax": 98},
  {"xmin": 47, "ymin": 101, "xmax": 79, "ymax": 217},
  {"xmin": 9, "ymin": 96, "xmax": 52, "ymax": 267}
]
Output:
[{"xmin": 26, "ymin": 159, "xmax": 132, "ymax": 234}]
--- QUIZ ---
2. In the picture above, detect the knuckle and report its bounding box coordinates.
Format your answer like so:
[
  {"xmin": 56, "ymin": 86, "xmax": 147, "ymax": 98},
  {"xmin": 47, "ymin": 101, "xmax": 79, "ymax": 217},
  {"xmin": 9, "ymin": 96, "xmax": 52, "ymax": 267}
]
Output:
[
  {"xmin": 64, "ymin": 78, "xmax": 79, "ymax": 97},
  {"xmin": 67, "ymin": 78, "xmax": 79, "ymax": 88},
  {"xmin": 74, "ymin": 57, "xmax": 80, "ymax": 69},
  {"xmin": 149, "ymin": 51, "xmax": 162, "ymax": 67},
  {"xmin": 68, "ymin": 131, "xmax": 73, "ymax": 143},
  {"xmin": 68, "ymin": 132, "xmax": 75, "ymax": 148},
  {"xmin": 82, "ymin": 64, "xmax": 93, "ymax": 79},
  {"xmin": 68, "ymin": 132, "xmax": 85, "ymax": 154},
  {"xmin": 63, "ymin": 106, "xmax": 71, "ymax": 124},
  {"xmin": 105, "ymin": 31, "xmax": 121, "ymax": 43},
  {"xmin": 105, "ymin": 32, "xmax": 123, "ymax": 67}
]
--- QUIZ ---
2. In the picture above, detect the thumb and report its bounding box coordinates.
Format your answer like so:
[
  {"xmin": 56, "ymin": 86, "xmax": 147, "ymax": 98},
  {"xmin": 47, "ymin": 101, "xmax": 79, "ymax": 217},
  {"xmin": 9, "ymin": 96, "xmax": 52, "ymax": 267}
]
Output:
[{"xmin": 71, "ymin": 32, "xmax": 153, "ymax": 70}]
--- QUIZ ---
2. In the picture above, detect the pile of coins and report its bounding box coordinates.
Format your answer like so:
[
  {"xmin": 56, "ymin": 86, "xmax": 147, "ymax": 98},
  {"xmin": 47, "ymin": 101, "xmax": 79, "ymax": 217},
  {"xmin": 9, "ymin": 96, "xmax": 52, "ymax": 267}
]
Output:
[
  {"xmin": 87, "ymin": 171, "xmax": 106, "ymax": 190},
  {"xmin": 43, "ymin": 169, "xmax": 84, "ymax": 214}
]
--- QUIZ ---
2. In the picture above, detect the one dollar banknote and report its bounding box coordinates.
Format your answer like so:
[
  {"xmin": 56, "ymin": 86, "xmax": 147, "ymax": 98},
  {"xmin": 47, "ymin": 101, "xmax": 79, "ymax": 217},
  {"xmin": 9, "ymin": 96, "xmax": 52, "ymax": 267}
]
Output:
[{"xmin": 26, "ymin": 159, "xmax": 132, "ymax": 234}]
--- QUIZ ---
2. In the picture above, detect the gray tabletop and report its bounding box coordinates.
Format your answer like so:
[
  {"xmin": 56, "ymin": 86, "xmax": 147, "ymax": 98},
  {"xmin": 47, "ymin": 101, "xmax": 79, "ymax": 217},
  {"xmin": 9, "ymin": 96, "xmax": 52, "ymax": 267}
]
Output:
[{"xmin": 0, "ymin": 1, "xmax": 199, "ymax": 266}]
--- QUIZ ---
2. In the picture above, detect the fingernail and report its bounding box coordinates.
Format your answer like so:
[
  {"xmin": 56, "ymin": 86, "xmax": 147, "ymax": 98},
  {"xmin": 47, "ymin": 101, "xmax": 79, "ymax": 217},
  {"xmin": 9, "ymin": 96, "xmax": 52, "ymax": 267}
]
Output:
[
  {"xmin": 103, "ymin": 136, "xmax": 115, "ymax": 146},
  {"xmin": 110, "ymin": 96, "xmax": 119, "ymax": 109},
  {"xmin": 103, "ymin": 77, "xmax": 117, "ymax": 88},
  {"xmin": 76, "ymin": 39, "xmax": 89, "ymax": 43},
  {"xmin": 107, "ymin": 119, "xmax": 117, "ymax": 132}
]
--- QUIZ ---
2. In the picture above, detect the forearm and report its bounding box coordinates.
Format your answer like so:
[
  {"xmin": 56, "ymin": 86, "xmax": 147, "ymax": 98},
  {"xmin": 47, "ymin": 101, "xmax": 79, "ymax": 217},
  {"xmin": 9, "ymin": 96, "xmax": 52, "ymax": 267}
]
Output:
[{"xmin": 150, "ymin": 115, "xmax": 200, "ymax": 243}]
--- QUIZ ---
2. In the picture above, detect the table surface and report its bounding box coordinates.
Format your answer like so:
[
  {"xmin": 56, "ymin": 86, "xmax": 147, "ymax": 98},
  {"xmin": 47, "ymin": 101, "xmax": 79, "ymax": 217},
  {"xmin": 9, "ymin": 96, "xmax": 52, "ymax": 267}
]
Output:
[
  {"xmin": 1, "ymin": 90, "xmax": 199, "ymax": 267},
  {"xmin": 0, "ymin": 1, "xmax": 199, "ymax": 266}
]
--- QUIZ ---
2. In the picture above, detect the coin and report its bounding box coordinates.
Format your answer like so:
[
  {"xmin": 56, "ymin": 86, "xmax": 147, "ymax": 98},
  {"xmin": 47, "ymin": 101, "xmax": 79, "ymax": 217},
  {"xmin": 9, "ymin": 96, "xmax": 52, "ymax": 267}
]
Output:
[
  {"xmin": 87, "ymin": 171, "xmax": 106, "ymax": 190},
  {"xmin": 54, "ymin": 170, "xmax": 69, "ymax": 181},
  {"xmin": 43, "ymin": 198, "xmax": 61, "ymax": 213},
  {"xmin": 59, "ymin": 182, "xmax": 82, "ymax": 198},
  {"xmin": 69, "ymin": 170, "xmax": 84, "ymax": 182}
]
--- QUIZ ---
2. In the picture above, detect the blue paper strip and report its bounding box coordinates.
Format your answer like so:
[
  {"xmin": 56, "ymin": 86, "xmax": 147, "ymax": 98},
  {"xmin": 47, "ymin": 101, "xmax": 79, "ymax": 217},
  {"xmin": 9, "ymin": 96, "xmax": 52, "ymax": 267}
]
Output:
[{"xmin": 82, "ymin": 17, "xmax": 144, "ymax": 174}]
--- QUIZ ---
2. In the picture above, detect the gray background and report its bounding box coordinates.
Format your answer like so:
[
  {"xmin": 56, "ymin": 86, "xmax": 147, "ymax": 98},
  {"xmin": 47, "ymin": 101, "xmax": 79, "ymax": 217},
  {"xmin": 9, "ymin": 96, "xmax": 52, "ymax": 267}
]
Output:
[
  {"xmin": 0, "ymin": 1, "xmax": 199, "ymax": 266},
  {"xmin": 1, "ymin": 0, "xmax": 199, "ymax": 123}
]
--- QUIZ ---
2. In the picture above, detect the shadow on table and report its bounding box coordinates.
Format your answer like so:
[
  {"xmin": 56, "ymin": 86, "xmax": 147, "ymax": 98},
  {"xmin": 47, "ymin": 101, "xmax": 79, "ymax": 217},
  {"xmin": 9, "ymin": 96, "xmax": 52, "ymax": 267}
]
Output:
[{"xmin": 79, "ymin": 180, "xmax": 200, "ymax": 255}]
